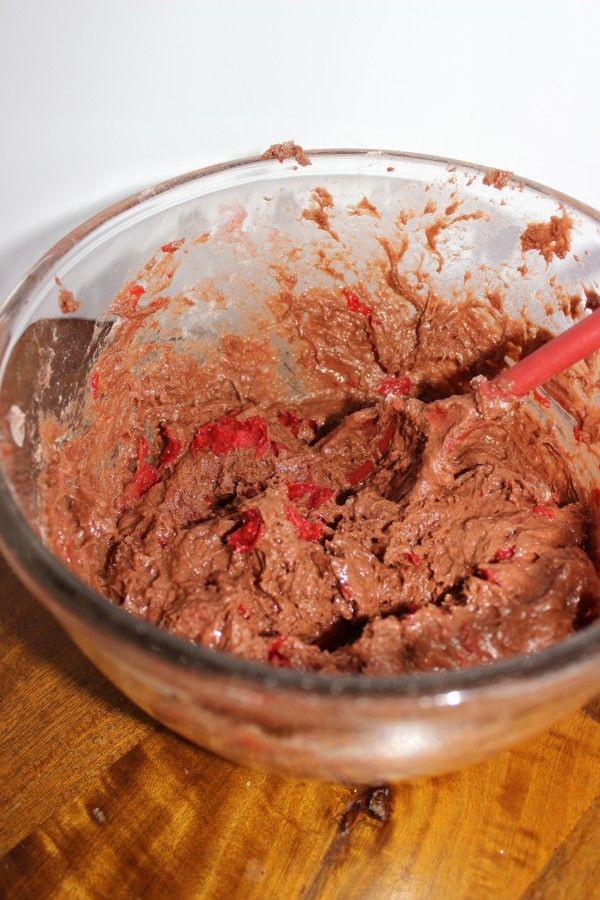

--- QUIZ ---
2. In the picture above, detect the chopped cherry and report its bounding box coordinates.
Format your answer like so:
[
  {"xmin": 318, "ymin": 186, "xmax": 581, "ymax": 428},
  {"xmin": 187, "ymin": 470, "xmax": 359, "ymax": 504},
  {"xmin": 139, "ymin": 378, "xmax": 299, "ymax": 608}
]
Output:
[
  {"xmin": 278, "ymin": 409, "xmax": 302, "ymax": 438},
  {"xmin": 267, "ymin": 635, "xmax": 290, "ymax": 667},
  {"xmin": 346, "ymin": 459, "xmax": 375, "ymax": 486},
  {"xmin": 129, "ymin": 464, "xmax": 160, "ymax": 499},
  {"xmin": 192, "ymin": 414, "xmax": 271, "ymax": 457},
  {"xmin": 285, "ymin": 505, "xmax": 324, "ymax": 541},
  {"xmin": 533, "ymin": 505, "xmax": 556, "ymax": 519},
  {"xmin": 403, "ymin": 551, "xmax": 422, "ymax": 566},
  {"xmin": 287, "ymin": 481, "xmax": 315, "ymax": 501},
  {"xmin": 287, "ymin": 481, "xmax": 333, "ymax": 509},
  {"xmin": 377, "ymin": 376, "xmax": 412, "ymax": 397},
  {"xmin": 342, "ymin": 286, "xmax": 372, "ymax": 317},
  {"xmin": 121, "ymin": 435, "xmax": 160, "ymax": 507},
  {"xmin": 129, "ymin": 283, "xmax": 145, "ymax": 309},
  {"xmin": 475, "ymin": 567, "xmax": 501, "ymax": 586},
  {"xmin": 532, "ymin": 389, "xmax": 551, "ymax": 408},
  {"xmin": 227, "ymin": 508, "xmax": 264, "ymax": 553},
  {"xmin": 307, "ymin": 486, "xmax": 334, "ymax": 509},
  {"xmin": 491, "ymin": 546, "xmax": 515, "ymax": 562},
  {"xmin": 160, "ymin": 238, "xmax": 184, "ymax": 253},
  {"xmin": 377, "ymin": 423, "xmax": 396, "ymax": 455}
]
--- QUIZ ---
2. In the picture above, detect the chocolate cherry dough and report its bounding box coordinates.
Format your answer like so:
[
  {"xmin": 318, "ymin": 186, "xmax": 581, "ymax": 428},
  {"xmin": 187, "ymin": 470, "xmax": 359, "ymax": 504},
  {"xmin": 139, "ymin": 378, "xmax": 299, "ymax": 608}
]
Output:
[{"xmin": 40, "ymin": 212, "xmax": 600, "ymax": 676}]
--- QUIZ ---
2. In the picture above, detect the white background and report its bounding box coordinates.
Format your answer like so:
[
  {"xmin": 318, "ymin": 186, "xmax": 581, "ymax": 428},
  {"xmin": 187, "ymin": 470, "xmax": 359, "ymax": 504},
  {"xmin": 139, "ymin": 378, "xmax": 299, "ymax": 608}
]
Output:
[{"xmin": 1, "ymin": 0, "xmax": 599, "ymax": 301}]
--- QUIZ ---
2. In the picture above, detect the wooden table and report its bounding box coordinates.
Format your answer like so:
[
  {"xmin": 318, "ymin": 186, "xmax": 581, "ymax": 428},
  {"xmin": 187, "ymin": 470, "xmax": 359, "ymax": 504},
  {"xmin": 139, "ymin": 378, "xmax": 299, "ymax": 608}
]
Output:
[{"xmin": 1, "ymin": 553, "xmax": 600, "ymax": 900}]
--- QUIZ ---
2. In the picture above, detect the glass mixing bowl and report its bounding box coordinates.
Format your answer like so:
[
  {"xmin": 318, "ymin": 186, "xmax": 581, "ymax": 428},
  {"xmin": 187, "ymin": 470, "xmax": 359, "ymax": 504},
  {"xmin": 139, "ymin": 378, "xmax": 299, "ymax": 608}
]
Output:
[{"xmin": 1, "ymin": 150, "xmax": 600, "ymax": 782}]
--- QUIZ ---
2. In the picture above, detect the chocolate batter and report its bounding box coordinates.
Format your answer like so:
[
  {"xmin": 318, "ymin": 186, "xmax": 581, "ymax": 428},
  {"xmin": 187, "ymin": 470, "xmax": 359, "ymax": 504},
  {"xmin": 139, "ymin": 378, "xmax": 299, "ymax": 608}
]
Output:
[
  {"xmin": 56, "ymin": 277, "xmax": 81, "ymax": 314},
  {"xmin": 39, "ymin": 226, "xmax": 600, "ymax": 676},
  {"xmin": 482, "ymin": 169, "xmax": 512, "ymax": 190},
  {"xmin": 520, "ymin": 213, "xmax": 573, "ymax": 263},
  {"xmin": 261, "ymin": 141, "xmax": 311, "ymax": 167}
]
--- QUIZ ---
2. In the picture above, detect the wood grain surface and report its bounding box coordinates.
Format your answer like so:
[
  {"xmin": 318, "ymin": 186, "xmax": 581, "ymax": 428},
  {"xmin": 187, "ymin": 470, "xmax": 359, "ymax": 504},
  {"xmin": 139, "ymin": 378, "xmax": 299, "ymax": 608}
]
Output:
[{"xmin": 1, "ymin": 552, "xmax": 600, "ymax": 900}]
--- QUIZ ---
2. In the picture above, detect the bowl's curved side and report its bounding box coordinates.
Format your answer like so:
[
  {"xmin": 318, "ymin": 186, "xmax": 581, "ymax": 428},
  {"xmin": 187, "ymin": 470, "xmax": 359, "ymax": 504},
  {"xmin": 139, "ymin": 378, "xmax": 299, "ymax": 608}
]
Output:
[{"xmin": 40, "ymin": 588, "xmax": 600, "ymax": 782}]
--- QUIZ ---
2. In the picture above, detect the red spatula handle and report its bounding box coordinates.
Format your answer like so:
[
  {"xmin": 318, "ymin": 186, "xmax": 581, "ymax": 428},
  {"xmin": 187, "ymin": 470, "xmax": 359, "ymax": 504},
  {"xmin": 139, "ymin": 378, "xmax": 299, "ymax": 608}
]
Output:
[{"xmin": 490, "ymin": 308, "xmax": 600, "ymax": 397}]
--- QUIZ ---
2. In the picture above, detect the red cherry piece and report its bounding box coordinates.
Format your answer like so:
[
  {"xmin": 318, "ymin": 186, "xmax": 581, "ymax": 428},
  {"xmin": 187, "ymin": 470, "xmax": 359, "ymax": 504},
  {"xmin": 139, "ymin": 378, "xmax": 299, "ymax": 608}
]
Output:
[
  {"xmin": 129, "ymin": 283, "xmax": 145, "ymax": 309},
  {"xmin": 475, "ymin": 567, "xmax": 501, "ymax": 586},
  {"xmin": 227, "ymin": 508, "xmax": 264, "ymax": 553},
  {"xmin": 128, "ymin": 463, "xmax": 160, "ymax": 499},
  {"xmin": 160, "ymin": 238, "xmax": 184, "ymax": 253},
  {"xmin": 403, "ymin": 551, "xmax": 422, "ymax": 566},
  {"xmin": 120, "ymin": 435, "xmax": 160, "ymax": 508},
  {"xmin": 377, "ymin": 423, "xmax": 396, "ymax": 455},
  {"xmin": 533, "ymin": 388, "xmax": 551, "ymax": 408},
  {"xmin": 492, "ymin": 546, "xmax": 515, "ymax": 562},
  {"xmin": 285, "ymin": 505, "xmax": 324, "ymax": 541},
  {"xmin": 377, "ymin": 376, "xmax": 412, "ymax": 396},
  {"xmin": 342, "ymin": 286, "xmax": 372, "ymax": 317},
  {"xmin": 267, "ymin": 635, "xmax": 290, "ymax": 667},
  {"xmin": 287, "ymin": 481, "xmax": 315, "ymax": 501},
  {"xmin": 346, "ymin": 459, "xmax": 375, "ymax": 486},
  {"xmin": 192, "ymin": 414, "xmax": 271, "ymax": 457},
  {"xmin": 278, "ymin": 409, "xmax": 303, "ymax": 438},
  {"xmin": 533, "ymin": 505, "xmax": 556, "ymax": 519},
  {"xmin": 287, "ymin": 481, "xmax": 333, "ymax": 509},
  {"xmin": 307, "ymin": 486, "xmax": 334, "ymax": 509}
]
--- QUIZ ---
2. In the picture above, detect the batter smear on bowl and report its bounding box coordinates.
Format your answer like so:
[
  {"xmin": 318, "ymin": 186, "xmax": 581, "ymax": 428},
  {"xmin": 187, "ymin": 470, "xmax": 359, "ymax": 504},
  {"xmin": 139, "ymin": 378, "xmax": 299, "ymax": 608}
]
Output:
[{"xmin": 39, "ymin": 207, "xmax": 600, "ymax": 676}]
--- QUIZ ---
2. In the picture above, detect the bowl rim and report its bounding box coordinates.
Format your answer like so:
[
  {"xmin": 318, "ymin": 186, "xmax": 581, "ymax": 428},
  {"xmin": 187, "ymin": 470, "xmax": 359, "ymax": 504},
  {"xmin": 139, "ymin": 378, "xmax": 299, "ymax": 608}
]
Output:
[{"xmin": 2, "ymin": 147, "xmax": 600, "ymax": 699}]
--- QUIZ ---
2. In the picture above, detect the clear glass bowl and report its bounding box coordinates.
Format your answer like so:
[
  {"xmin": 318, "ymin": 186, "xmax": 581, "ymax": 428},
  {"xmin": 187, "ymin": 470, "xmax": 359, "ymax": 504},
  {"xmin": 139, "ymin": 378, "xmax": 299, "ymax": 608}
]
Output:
[{"xmin": 1, "ymin": 150, "xmax": 600, "ymax": 782}]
